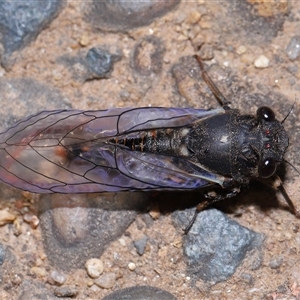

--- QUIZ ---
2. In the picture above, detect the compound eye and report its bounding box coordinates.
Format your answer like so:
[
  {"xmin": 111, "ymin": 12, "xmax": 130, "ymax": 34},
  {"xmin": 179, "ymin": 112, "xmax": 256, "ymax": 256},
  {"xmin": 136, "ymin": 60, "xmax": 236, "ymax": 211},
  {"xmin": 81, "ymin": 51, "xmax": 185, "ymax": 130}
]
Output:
[
  {"xmin": 258, "ymin": 158, "xmax": 276, "ymax": 178},
  {"xmin": 257, "ymin": 107, "xmax": 275, "ymax": 122}
]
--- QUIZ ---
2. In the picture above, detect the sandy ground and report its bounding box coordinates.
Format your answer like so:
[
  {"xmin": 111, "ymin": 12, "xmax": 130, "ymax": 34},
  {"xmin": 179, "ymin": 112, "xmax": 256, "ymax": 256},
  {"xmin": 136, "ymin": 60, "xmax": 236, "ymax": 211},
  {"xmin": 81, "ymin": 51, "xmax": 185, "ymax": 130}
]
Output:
[{"xmin": 0, "ymin": 1, "xmax": 300, "ymax": 299}]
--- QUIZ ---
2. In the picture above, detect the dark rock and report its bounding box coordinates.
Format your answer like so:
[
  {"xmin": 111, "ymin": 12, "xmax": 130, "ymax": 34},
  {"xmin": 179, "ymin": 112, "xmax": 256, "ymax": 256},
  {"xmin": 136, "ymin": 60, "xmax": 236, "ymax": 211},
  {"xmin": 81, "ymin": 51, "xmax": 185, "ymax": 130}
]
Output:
[
  {"xmin": 133, "ymin": 236, "xmax": 148, "ymax": 256},
  {"xmin": 0, "ymin": 0, "xmax": 62, "ymax": 64},
  {"xmin": 84, "ymin": 0, "xmax": 180, "ymax": 32},
  {"xmin": 85, "ymin": 47, "xmax": 116, "ymax": 79},
  {"xmin": 102, "ymin": 285, "xmax": 177, "ymax": 300},
  {"xmin": 57, "ymin": 47, "xmax": 121, "ymax": 82},
  {"xmin": 172, "ymin": 208, "xmax": 264, "ymax": 283},
  {"xmin": 0, "ymin": 243, "xmax": 5, "ymax": 265}
]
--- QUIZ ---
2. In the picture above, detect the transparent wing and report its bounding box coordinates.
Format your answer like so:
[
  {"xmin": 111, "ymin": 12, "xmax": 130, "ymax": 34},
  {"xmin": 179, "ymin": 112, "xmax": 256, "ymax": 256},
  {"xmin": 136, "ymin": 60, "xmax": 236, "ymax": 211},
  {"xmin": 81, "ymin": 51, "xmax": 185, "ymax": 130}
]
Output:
[{"xmin": 0, "ymin": 107, "xmax": 224, "ymax": 193}]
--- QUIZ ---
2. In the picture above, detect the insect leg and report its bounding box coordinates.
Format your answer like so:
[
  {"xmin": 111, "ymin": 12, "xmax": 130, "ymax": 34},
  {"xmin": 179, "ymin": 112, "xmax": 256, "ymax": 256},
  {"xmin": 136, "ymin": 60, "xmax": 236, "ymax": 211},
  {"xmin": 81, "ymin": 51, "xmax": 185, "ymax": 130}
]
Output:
[
  {"xmin": 260, "ymin": 175, "xmax": 300, "ymax": 217},
  {"xmin": 184, "ymin": 200, "xmax": 209, "ymax": 234},
  {"xmin": 204, "ymin": 187, "xmax": 241, "ymax": 201},
  {"xmin": 195, "ymin": 55, "xmax": 231, "ymax": 108},
  {"xmin": 184, "ymin": 186, "xmax": 241, "ymax": 234},
  {"xmin": 277, "ymin": 184, "xmax": 300, "ymax": 218}
]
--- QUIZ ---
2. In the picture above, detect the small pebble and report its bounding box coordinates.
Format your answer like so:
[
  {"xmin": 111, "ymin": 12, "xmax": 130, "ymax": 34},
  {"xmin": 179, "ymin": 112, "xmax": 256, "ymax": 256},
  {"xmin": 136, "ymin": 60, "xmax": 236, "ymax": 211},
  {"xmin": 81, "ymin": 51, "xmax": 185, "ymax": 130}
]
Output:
[
  {"xmin": 87, "ymin": 280, "xmax": 94, "ymax": 287},
  {"xmin": 120, "ymin": 90, "xmax": 130, "ymax": 101},
  {"xmin": 118, "ymin": 238, "xmax": 126, "ymax": 247},
  {"xmin": 199, "ymin": 44, "xmax": 214, "ymax": 60},
  {"xmin": 275, "ymin": 232, "xmax": 286, "ymax": 242},
  {"xmin": 94, "ymin": 272, "xmax": 116, "ymax": 289},
  {"xmin": 254, "ymin": 55, "xmax": 270, "ymax": 68},
  {"xmin": 134, "ymin": 236, "xmax": 148, "ymax": 255},
  {"xmin": 128, "ymin": 262, "xmax": 136, "ymax": 271},
  {"xmin": 199, "ymin": 20, "xmax": 211, "ymax": 29},
  {"xmin": 35, "ymin": 258, "xmax": 43, "ymax": 267},
  {"xmin": 79, "ymin": 34, "xmax": 90, "ymax": 47},
  {"xmin": 149, "ymin": 208, "xmax": 160, "ymax": 220},
  {"xmin": 269, "ymin": 257, "xmax": 283, "ymax": 269},
  {"xmin": 85, "ymin": 258, "xmax": 104, "ymax": 278},
  {"xmin": 240, "ymin": 53, "xmax": 255, "ymax": 64},
  {"xmin": 13, "ymin": 219, "xmax": 22, "ymax": 236},
  {"xmin": 54, "ymin": 286, "xmax": 78, "ymax": 297},
  {"xmin": 85, "ymin": 47, "xmax": 114, "ymax": 79},
  {"xmin": 14, "ymin": 199, "xmax": 25, "ymax": 210},
  {"xmin": 286, "ymin": 36, "xmax": 300, "ymax": 61},
  {"xmin": 50, "ymin": 270, "xmax": 67, "ymax": 285},
  {"xmin": 23, "ymin": 213, "xmax": 39, "ymax": 228},
  {"xmin": 0, "ymin": 209, "xmax": 16, "ymax": 225},
  {"xmin": 284, "ymin": 232, "xmax": 292, "ymax": 240},
  {"xmin": 236, "ymin": 45, "xmax": 247, "ymax": 55},
  {"xmin": 31, "ymin": 266, "xmax": 47, "ymax": 277},
  {"xmin": 187, "ymin": 10, "xmax": 201, "ymax": 24},
  {"xmin": 240, "ymin": 273, "xmax": 253, "ymax": 284},
  {"xmin": 40, "ymin": 253, "xmax": 47, "ymax": 260},
  {"xmin": 223, "ymin": 61, "xmax": 229, "ymax": 67},
  {"xmin": 89, "ymin": 284, "xmax": 101, "ymax": 293},
  {"xmin": 21, "ymin": 191, "xmax": 33, "ymax": 200}
]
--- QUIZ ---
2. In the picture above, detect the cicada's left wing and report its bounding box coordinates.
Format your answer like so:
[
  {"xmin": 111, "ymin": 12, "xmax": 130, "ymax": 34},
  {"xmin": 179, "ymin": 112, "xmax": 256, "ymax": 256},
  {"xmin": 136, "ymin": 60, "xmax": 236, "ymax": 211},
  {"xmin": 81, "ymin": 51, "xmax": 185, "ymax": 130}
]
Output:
[
  {"xmin": 41, "ymin": 142, "xmax": 221, "ymax": 193},
  {"xmin": 0, "ymin": 107, "xmax": 225, "ymax": 193}
]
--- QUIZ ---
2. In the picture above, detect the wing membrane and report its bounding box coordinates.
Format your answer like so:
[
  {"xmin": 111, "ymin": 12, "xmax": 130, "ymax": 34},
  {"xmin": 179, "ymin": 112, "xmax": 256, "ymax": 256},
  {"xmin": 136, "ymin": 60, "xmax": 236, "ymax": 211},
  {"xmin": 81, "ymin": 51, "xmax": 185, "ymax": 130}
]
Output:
[{"xmin": 0, "ymin": 107, "xmax": 224, "ymax": 193}]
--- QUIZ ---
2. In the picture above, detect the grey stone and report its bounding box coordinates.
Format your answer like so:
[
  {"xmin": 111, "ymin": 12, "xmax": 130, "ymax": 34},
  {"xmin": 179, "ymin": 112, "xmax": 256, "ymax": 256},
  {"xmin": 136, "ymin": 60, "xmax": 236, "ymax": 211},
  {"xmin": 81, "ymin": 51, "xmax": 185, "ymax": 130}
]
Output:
[
  {"xmin": 172, "ymin": 208, "xmax": 264, "ymax": 283},
  {"xmin": 85, "ymin": 47, "xmax": 115, "ymax": 79},
  {"xmin": 84, "ymin": 0, "xmax": 180, "ymax": 32},
  {"xmin": 286, "ymin": 36, "xmax": 300, "ymax": 61},
  {"xmin": 102, "ymin": 285, "xmax": 177, "ymax": 300},
  {"xmin": 0, "ymin": 243, "xmax": 5, "ymax": 265},
  {"xmin": 56, "ymin": 47, "xmax": 121, "ymax": 82},
  {"xmin": 39, "ymin": 193, "xmax": 150, "ymax": 271},
  {"xmin": 133, "ymin": 236, "xmax": 148, "ymax": 256},
  {"xmin": 0, "ymin": 0, "xmax": 62, "ymax": 62}
]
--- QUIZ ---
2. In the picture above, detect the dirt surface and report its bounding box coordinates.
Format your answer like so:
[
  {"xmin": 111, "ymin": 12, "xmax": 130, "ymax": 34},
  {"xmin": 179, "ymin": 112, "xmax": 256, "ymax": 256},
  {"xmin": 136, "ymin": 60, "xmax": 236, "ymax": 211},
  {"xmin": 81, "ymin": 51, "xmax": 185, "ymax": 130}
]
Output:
[{"xmin": 1, "ymin": 1, "xmax": 300, "ymax": 299}]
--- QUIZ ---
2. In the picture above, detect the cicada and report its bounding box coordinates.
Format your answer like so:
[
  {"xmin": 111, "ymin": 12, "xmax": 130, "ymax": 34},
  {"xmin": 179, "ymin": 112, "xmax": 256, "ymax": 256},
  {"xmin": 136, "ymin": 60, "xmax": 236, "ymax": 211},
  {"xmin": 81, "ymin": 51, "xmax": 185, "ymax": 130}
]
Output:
[{"xmin": 0, "ymin": 56, "xmax": 298, "ymax": 220}]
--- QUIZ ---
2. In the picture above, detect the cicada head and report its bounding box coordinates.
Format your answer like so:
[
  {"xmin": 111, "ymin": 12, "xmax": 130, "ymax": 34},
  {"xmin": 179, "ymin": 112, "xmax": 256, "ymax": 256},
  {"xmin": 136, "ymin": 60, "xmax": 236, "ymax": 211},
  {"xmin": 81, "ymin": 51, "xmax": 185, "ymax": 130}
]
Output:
[{"xmin": 256, "ymin": 106, "xmax": 289, "ymax": 179}]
